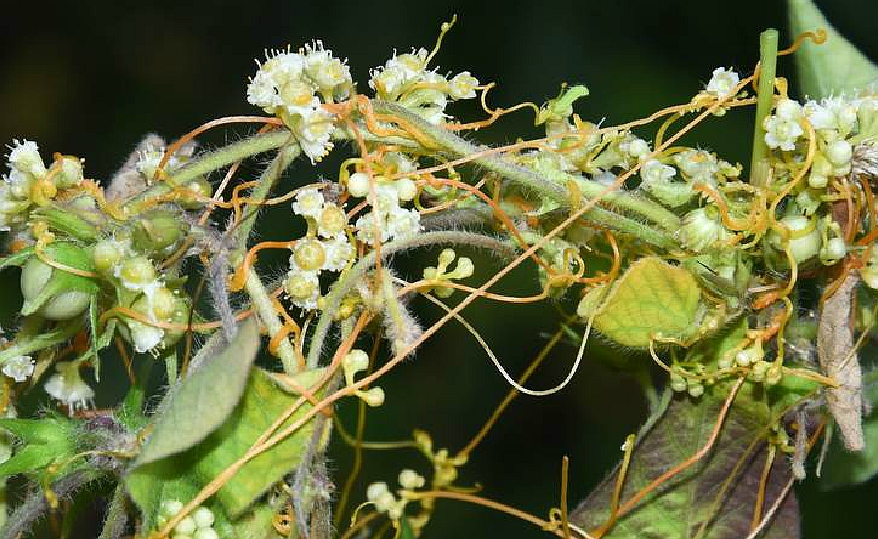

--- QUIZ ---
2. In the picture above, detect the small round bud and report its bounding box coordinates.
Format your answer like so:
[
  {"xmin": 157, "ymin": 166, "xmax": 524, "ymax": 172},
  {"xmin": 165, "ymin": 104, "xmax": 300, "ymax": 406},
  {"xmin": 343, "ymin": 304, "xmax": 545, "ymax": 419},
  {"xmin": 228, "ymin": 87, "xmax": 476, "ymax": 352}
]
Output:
[
  {"xmin": 119, "ymin": 257, "xmax": 157, "ymax": 290},
  {"xmin": 395, "ymin": 178, "xmax": 418, "ymax": 201},
  {"xmin": 56, "ymin": 157, "xmax": 84, "ymax": 189},
  {"xmin": 160, "ymin": 500, "xmax": 184, "ymax": 517},
  {"xmin": 192, "ymin": 507, "xmax": 215, "ymax": 529},
  {"xmin": 826, "ymin": 139, "xmax": 853, "ymax": 166},
  {"xmin": 670, "ymin": 373, "xmax": 687, "ymax": 392},
  {"xmin": 193, "ymin": 529, "xmax": 219, "ymax": 539},
  {"xmin": 821, "ymin": 237, "xmax": 846, "ymax": 264},
  {"xmin": 360, "ymin": 386, "xmax": 385, "ymax": 407},
  {"xmin": 174, "ymin": 516, "xmax": 197, "ymax": 535},
  {"xmin": 348, "ymin": 172, "xmax": 370, "ymax": 198},
  {"xmin": 687, "ymin": 383, "xmax": 704, "ymax": 398},
  {"xmin": 452, "ymin": 257, "xmax": 474, "ymax": 279},
  {"xmin": 437, "ymin": 248, "xmax": 456, "ymax": 269},
  {"xmin": 772, "ymin": 215, "xmax": 821, "ymax": 264},
  {"xmin": 94, "ymin": 240, "xmax": 124, "ymax": 273},
  {"xmin": 398, "ymin": 469, "xmax": 426, "ymax": 489},
  {"xmin": 343, "ymin": 349, "xmax": 370, "ymax": 377},
  {"xmin": 151, "ymin": 287, "xmax": 177, "ymax": 320}
]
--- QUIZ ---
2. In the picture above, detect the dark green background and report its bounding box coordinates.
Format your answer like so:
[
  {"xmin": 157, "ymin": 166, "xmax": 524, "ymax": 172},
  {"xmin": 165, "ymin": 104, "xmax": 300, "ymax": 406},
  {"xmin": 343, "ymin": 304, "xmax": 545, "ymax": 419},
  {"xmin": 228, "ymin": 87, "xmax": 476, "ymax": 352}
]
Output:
[{"xmin": 2, "ymin": 1, "xmax": 877, "ymax": 537}]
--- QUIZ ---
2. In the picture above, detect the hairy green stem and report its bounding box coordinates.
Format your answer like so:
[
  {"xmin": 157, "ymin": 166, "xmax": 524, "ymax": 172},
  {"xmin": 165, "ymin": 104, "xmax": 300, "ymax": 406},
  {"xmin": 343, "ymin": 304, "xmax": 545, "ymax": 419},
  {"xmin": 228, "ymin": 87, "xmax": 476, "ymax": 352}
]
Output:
[
  {"xmin": 169, "ymin": 129, "xmax": 294, "ymax": 186},
  {"xmin": 246, "ymin": 268, "xmax": 299, "ymax": 373},
  {"xmin": 306, "ymin": 230, "xmax": 516, "ymax": 368},
  {"xmin": 371, "ymin": 101, "xmax": 682, "ymax": 237},
  {"xmin": 750, "ymin": 29, "xmax": 779, "ymax": 183},
  {"xmin": 235, "ymin": 145, "xmax": 302, "ymax": 373}
]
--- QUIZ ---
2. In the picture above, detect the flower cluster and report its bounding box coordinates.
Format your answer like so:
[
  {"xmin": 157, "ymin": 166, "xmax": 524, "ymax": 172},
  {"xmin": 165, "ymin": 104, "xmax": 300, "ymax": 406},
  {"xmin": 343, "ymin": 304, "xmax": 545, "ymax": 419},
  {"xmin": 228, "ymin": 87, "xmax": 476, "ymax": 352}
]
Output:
[
  {"xmin": 284, "ymin": 188, "xmax": 355, "ymax": 310},
  {"xmin": 348, "ymin": 154, "xmax": 423, "ymax": 244},
  {"xmin": 1, "ymin": 139, "xmax": 83, "ymax": 232},
  {"xmin": 95, "ymin": 238, "xmax": 187, "ymax": 353},
  {"xmin": 369, "ymin": 47, "xmax": 480, "ymax": 124},
  {"xmin": 157, "ymin": 500, "xmax": 218, "ymax": 539},
  {"xmin": 247, "ymin": 43, "xmax": 353, "ymax": 162},
  {"xmin": 365, "ymin": 468, "xmax": 426, "ymax": 521}
]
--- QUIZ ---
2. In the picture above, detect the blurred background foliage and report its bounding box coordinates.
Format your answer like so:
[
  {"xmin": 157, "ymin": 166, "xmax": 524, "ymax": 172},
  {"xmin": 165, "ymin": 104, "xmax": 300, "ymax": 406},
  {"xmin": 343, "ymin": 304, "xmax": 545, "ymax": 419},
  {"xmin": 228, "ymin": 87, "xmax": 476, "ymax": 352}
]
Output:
[{"xmin": 2, "ymin": 1, "xmax": 877, "ymax": 537}]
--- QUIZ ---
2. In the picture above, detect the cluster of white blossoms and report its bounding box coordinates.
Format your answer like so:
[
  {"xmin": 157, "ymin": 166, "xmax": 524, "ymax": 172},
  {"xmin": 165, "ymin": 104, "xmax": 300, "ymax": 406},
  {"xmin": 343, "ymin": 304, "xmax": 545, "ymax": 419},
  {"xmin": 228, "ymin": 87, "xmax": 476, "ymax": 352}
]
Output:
[
  {"xmin": 369, "ymin": 47, "xmax": 479, "ymax": 124},
  {"xmin": 247, "ymin": 42, "xmax": 353, "ymax": 162},
  {"xmin": 2, "ymin": 354, "xmax": 35, "ymax": 383},
  {"xmin": 94, "ymin": 238, "xmax": 184, "ymax": 353},
  {"xmin": 44, "ymin": 360, "xmax": 95, "ymax": 411},
  {"xmin": 349, "ymin": 153, "xmax": 423, "ymax": 244},
  {"xmin": 1, "ymin": 139, "xmax": 83, "ymax": 231},
  {"xmin": 157, "ymin": 500, "xmax": 218, "ymax": 539},
  {"xmin": 284, "ymin": 188, "xmax": 356, "ymax": 310},
  {"xmin": 365, "ymin": 469, "xmax": 426, "ymax": 521}
]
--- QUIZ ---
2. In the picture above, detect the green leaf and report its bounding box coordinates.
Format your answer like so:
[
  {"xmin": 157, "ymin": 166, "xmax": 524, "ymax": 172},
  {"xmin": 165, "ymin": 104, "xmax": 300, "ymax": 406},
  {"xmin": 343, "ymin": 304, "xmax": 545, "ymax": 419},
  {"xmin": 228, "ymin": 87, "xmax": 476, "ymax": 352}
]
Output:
[
  {"xmin": 788, "ymin": 0, "xmax": 878, "ymax": 98},
  {"xmin": 590, "ymin": 258, "xmax": 702, "ymax": 348},
  {"xmin": 819, "ymin": 382, "xmax": 878, "ymax": 488},
  {"xmin": 192, "ymin": 367, "xmax": 325, "ymax": 517},
  {"xmin": 0, "ymin": 418, "xmax": 78, "ymax": 479},
  {"xmin": 127, "ymin": 367, "xmax": 325, "ymax": 529},
  {"xmin": 571, "ymin": 383, "xmax": 799, "ymax": 538},
  {"xmin": 133, "ymin": 319, "xmax": 260, "ymax": 466},
  {"xmin": 399, "ymin": 517, "xmax": 416, "ymax": 539}
]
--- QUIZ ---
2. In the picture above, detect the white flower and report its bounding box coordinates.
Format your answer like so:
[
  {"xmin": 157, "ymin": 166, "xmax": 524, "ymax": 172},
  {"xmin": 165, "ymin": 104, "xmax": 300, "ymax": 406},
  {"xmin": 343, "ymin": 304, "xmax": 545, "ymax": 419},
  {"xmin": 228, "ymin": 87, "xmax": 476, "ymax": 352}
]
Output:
[
  {"xmin": 322, "ymin": 233, "xmax": 354, "ymax": 271},
  {"xmin": 775, "ymin": 99, "xmax": 803, "ymax": 121},
  {"xmin": 44, "ymin": 361, "xmax": 95, "ymax": 411},
  {"xmin": 317, "ymin": 203, "xmax": 348, "ymax": 238},
  {"xmin": 129, "ymin": 320, "xmax": 164, "ymax": 353},
  {"xmin": 355, "ymin": 211, "xmax": 392, "ymax": 243},
  {"xmin": 673, "ymin": 149, "xmax": 720, "ymax": 185},
  {"xmin": 246, "ymin": 69, "xmax": 282, "ymax": 109},
  {"xmin": 804, "ymin": 100, "xmax": 835, "ymax": 130},
  {"xmin": 285, "ymin": 269, "xmax": 320, "ymax": 310},
  {"xmin": 679, "ymin": 207, "xmax": 730, "ymax": 252},
  {"xmin": 292, "ymin": 188, "xmax": 325, "ymax": 218},
  {"xmin": 387, "ymin": 207, "xmax": 422, "ymax": 240},
  {"xmin": 639, "ymin": 159, "xmax": 676, "ymax": 187},
  {"xmin": 347, "ymin": 172, "xmax": 370, "ymax": 198},
  {"xmin": 449, "ymin": 71, "xmax": 479, "ymax": 99},
  {"xmin": 7, "ymin": 139, "xmax": 46, "ymax": 177},
  {"xmin": 764, "ymin": 102, "xmax": 804, "ymax": 152},
  {"xmin": 705, "ymin": 67, "xmax": 740, "ymax": 99},
  {"xmin": 303, "ymin": 42, "xmax": 352, "ymax": 99},
  {"xmin": 296, "ymin": 108, "xmax": 336, "ymax": 163},
  {"xmin": 2, "ymin": 355, "xmax": 34, "ymax": 382}
]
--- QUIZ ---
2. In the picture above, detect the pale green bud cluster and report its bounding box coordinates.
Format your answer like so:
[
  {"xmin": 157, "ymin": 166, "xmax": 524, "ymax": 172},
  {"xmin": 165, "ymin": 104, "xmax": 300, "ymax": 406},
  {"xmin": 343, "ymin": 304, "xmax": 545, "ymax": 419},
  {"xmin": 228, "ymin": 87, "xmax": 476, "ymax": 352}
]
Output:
[
  {"xmin": 157, "ymin": 500, "xmax": 218, "ymax": 539},
  {"xmin": 422, "ymin": 248, "xmax": 474, "ymax": 298}
]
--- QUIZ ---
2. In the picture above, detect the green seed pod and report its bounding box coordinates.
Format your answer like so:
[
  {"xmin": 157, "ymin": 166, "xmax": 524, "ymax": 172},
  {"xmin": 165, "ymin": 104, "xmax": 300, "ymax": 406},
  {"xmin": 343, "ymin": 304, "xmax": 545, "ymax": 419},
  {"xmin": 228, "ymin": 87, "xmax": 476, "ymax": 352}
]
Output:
[
  {"xmin": 20, "ymin": 243, "xmax": 96, "ymax": 320},
  {"xmin": 132, "ymin": 209, "xmax": 185, "ymax": 254}
]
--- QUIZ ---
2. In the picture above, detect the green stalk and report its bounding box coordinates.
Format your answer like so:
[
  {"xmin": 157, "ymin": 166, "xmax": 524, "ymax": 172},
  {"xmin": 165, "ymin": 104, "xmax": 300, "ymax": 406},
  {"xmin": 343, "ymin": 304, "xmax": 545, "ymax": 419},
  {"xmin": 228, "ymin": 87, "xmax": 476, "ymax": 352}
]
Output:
[
  {"xmin": 236, "ymin": 145, "xmax": 302, "ymax": 373},
  {"xmin": 169, "ymin": 129, "xmax": 293, "ymax": 186},
  {"xmin": 749, "ymin": 29, "xmax": 779, "ymax": 185},
  {"xmin": 371, "ymin": 101, "xmax": 682, "ymax": 235},
  {"xmin": 306, "ymin": 231, "xmax": 516, "ymax": 368}
]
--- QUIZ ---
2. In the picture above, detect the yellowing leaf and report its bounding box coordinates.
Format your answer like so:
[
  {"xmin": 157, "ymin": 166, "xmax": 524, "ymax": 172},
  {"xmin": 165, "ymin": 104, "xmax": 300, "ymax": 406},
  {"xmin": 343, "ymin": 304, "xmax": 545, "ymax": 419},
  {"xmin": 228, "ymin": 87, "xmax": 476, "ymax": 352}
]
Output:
[
  {"xmin": 788, "ymin": 0, "xmax": 878, "ymax": 98},
  {"xmin": 591, "ymin": 258, "xmax": 702, "ymax": 348}
]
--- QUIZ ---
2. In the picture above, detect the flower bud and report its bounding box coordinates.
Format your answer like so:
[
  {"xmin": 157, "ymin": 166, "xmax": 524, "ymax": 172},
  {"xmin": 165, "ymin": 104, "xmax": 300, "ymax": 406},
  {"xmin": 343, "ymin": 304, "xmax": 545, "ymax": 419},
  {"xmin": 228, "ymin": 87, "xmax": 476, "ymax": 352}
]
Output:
[
  {"xmin": 394, "ymin": 178, "xmax": 418, "ymax": 202},
  {"xmin": 56, "ymin": 157, "xmax": 84, "ymax": 189},
  {"xmin": 359, "ymin": 386, "xmax": 385, "ymax": 407},
  {"xmin": 769, "ymin": 215, "xmax": 821, "ymax": 264},
  {"xmin": 94, "ymin": 239, "xmax": 125, "ymax": 273},
  {"xmin": 132, "ymin": 210, "xmax": 185, "ymax": 254},
  {"xmin": 21, "ymin": 243, "xmax": 94, "ymax": 320},
  {"xmin": 347, "ymin": 172, "xmax": 370, "ymax": 198}
]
